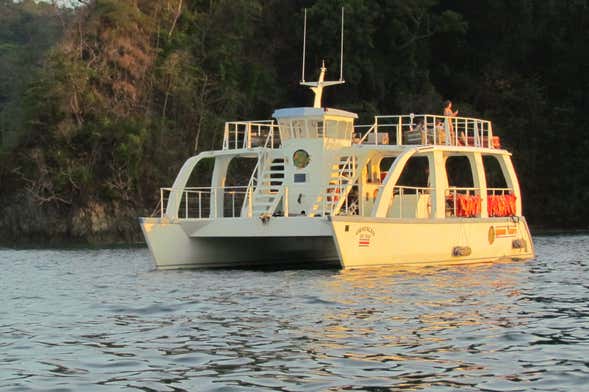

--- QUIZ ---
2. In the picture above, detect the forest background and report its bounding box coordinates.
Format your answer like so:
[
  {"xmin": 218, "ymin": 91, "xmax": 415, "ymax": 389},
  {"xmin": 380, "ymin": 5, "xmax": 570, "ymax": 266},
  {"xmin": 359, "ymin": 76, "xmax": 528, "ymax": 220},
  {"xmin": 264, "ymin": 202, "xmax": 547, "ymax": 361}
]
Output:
[{"xmin": 0, "ymin": 0, "xmax": 587, "ymax": 244}]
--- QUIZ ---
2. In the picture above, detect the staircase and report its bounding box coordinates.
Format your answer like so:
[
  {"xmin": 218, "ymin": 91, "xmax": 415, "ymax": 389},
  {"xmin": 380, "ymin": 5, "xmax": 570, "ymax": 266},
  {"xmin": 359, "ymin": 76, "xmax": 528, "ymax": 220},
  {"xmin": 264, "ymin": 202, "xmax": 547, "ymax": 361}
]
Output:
[
  {"xmin": 252, "ymin": 157, "xmax": 286, "ymax": 216},
  {"xmin": 310, "ymin": 155, "xmax": 358, "ymax": 216}
]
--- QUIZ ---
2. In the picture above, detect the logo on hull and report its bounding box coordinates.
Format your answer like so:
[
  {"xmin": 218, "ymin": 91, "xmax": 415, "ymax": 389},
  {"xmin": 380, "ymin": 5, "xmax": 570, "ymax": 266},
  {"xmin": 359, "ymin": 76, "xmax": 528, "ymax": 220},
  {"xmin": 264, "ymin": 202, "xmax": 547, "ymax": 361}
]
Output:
[{"xmin": 355, "ymin": 226, "xmax": 375, "ymax": 248}]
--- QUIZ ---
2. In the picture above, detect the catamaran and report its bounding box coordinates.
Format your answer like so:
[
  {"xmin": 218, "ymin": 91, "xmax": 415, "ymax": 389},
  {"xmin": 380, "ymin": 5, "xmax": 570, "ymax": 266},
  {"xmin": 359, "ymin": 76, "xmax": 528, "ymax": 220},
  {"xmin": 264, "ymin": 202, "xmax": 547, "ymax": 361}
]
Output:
[
  {"xmin": 139, "ymin": 64, "xmax": 534, "ymax": 269},
  {"xmin": 139, "ymin": 10, "xmax": 534, "ymax": 269}
]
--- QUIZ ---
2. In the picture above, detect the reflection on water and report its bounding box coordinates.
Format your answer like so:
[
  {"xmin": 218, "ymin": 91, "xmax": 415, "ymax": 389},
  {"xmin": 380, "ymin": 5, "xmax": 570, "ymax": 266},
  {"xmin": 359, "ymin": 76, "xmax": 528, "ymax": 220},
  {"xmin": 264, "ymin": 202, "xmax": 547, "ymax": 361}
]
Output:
[{"xmin": 1, "ymin": 235, "xmax": 588, "ymax": 391}]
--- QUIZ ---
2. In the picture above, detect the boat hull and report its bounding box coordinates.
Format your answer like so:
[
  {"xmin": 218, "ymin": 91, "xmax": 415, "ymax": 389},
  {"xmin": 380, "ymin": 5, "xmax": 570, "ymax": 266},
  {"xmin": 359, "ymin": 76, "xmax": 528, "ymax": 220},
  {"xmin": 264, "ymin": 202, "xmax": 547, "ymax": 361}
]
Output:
[
  {"xmin": 139, "ymin": 217, "xmax": 339, "ymax": 269},
  {"xmin": 140, "ymin": 216, "xmax": 534, "ymax": 270},
  {"xmin": 330, "ymin": 216, "xmax": 535, "ymax": 268}
]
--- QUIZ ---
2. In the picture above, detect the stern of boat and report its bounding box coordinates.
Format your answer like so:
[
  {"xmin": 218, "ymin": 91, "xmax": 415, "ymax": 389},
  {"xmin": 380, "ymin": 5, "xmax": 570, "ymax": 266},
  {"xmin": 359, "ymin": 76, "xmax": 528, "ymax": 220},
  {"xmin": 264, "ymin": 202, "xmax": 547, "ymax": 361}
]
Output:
[{"xmin": 139, "ymin": 217, "xmax": 202, "ymax": 269}]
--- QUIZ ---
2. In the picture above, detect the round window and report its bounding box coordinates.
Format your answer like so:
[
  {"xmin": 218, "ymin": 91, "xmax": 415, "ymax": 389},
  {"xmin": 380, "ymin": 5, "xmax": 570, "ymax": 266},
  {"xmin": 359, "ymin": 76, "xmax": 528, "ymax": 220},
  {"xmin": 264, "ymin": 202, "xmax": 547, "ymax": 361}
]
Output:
[{"xmin": 293, "ymin": 149, "xmax": 311, "ymax": 168}]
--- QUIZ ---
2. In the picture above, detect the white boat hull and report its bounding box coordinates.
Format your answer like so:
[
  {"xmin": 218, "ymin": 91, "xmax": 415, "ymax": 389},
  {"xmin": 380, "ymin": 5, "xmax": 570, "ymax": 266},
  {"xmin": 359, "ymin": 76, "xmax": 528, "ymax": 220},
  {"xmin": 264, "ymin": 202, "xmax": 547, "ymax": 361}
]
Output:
[
  {"xmin": 330, "ymin": 216, "xmax": 535, "ymax": 268},
  {"xmin": 141, "ymin": 215, "xmax": 534, "ymax": 270},
  {"xmin": 139, "ymin": 217, "xmax": 339, "ymax": 269}
]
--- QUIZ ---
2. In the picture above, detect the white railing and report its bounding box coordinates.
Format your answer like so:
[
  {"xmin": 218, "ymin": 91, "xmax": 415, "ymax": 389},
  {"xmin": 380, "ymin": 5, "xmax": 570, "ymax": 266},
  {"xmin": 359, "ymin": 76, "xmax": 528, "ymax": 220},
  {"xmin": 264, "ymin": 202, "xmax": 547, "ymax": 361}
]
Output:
[
  {"xmin": 160, "ymin": 186, "xmax": 249, "ymax": 219},
  {"xmin": 240, "ymin": 157, "xmax": 262, "ymax": 218},
  {"xmin": 329, "ymin": 155, "xmax": 357, "ymax": 212},
  {"xmin": 487, "ymin": 187, "xmax": 516, "ymax": 217},
  {"xmin": 487, "ymin": 187, "xmax": 513, "ymax": 196},
  {"xmin": 445, "ymin": 187, "xmax": 480, "ymax": 218},
  {"xmin": 222, "ymin": 121, "xmax": 281, "ymax": 150},
  {"xmin": 356, "ymin": 114, "xmax": 497, "ymax": 148},
  {"xmin": 386, "ymin": 185, "xmax": 432, "ymax": 218},
  {"xmin": 308, "ymin": 190, "xmax": 355, "ymax": 217}
]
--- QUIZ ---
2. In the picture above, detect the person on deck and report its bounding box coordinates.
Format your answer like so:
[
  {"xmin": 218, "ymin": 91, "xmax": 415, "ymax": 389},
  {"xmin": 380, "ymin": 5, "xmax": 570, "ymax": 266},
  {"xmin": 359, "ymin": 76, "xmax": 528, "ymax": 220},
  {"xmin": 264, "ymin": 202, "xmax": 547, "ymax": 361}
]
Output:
[{"xmin": 443, "ymin": 100, "xmax": 458, "ymax": 144}]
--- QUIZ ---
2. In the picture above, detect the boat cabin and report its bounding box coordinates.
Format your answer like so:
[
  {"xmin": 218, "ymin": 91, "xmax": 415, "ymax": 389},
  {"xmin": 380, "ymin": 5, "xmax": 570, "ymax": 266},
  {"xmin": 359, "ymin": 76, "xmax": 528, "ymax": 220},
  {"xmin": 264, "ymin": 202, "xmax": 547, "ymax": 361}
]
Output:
[{"xmin": 161, "ymin": 103, "xmax": 520, "ymax": 226}]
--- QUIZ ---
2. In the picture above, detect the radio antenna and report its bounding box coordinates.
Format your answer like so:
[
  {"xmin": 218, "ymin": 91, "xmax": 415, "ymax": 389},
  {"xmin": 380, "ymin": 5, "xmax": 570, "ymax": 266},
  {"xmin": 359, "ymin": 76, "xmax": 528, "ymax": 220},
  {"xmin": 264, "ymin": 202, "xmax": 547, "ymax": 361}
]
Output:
[
  {"xmin": 301, "ymin": 8, "xmax": 307, "ymax": 83},
  {"xmin": 339, "ymin": 7, "xmax": 344, "ymax": 81},
  {"xmin": 300, "ymin": 7, "xmax": 346, "ymax": 108}
]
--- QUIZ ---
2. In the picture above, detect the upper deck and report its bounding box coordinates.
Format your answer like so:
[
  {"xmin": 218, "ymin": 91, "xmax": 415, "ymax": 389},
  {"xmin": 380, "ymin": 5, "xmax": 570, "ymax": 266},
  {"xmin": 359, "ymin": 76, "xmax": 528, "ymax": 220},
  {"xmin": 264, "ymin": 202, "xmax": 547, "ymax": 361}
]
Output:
[{"xmin": 222, "ymin": 110, "xmax": 499, "ymax": 151}]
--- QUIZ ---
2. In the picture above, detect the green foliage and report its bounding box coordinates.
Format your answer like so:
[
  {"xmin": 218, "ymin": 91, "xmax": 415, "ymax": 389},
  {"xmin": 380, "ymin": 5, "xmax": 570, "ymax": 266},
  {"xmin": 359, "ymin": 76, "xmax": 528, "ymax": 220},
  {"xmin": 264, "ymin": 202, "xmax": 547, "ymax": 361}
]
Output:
[
  {"xmin": 0, "ymin": 0, "xmax": 588, "ymax": 240},
  {"xmin": 0, "ymin": 0, "xmax": 65, "ymax": 150}
]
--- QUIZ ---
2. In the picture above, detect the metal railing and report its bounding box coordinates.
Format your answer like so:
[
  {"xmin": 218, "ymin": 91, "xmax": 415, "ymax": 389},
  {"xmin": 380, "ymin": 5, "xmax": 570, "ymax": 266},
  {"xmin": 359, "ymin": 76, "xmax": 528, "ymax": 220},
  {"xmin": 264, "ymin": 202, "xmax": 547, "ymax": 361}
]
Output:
[
  {"xmin": 356, "ymin": 114, "xmax": 496, "ymax": 148},
  {"xmin": 445, "ymin": 187, "xmax": 480, "ymax": 217},
  {"xmin": 487, "ymin": 187, "xmax": 513, "ymax": 196},
  {"xmin": 160, "ymin": 186, "xmax": 249, "ymax": 219},
  {"xmin": 222, "ymin": 121, "xmax": 281, "ymax": 150},
  {"xmin": 307, "ymin": 190, "xmax": 358, "ymax": 217},
  {"xmin": 392, "ymin": 186, "xmax": 432, "ymax": 218},
  {"xmin": 487, "ymin": 188, "xmax": 516, "ymax": 217}
]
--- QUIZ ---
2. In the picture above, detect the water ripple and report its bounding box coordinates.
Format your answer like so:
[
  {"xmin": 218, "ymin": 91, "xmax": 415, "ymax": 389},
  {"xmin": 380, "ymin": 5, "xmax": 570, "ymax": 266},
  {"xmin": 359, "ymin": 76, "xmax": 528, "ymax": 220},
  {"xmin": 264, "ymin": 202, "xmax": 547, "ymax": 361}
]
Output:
[{"xmin": 1, "ymin": 235, "xmax": 588, "ymax": 391}]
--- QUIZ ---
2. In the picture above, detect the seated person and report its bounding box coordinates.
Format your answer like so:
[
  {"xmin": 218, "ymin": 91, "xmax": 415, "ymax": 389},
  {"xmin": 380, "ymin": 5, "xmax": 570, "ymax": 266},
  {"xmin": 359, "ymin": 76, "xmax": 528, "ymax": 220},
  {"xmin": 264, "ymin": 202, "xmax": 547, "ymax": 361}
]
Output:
[{"xmin": 435, "ymin": 120, "xmax": 445, "ymax": 144}]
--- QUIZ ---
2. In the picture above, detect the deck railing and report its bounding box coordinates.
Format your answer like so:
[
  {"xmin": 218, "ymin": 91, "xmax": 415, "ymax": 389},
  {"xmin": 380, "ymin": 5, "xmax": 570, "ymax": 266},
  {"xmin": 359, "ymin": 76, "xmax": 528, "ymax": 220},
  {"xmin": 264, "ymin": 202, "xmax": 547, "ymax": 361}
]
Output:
[
  {"xmin": 356, "ymin": 114, "xmax": 497, "ymax": 148},
  {"xmin": 222, "ymin": 121, "xmax": 281, "ymax": 150},
  {"xmin": 487, "ymin": 188, "xmax": 516, "ymax": 217},
  {"xmin": 445, "ymin": 187, "xmax": 515, "ymax": 217},
  {"xmin": 375, "ymin": 185, "xmax": 432, "ymax": 218},
  {"xmin": 445, "ymin": 187, "xmax": 481, "ymax": 217},
  {"xmin": 159, "ymin": 186, "xmax": 249, "ymax": 219}
]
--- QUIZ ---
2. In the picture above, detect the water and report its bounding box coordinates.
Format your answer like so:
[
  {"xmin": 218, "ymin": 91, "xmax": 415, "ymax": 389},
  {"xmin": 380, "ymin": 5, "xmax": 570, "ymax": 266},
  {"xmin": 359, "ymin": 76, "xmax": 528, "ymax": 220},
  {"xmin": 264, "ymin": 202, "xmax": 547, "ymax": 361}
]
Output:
[{"xmin": 1, "ymin": 235, "xmax": 588, "ymax": 391}]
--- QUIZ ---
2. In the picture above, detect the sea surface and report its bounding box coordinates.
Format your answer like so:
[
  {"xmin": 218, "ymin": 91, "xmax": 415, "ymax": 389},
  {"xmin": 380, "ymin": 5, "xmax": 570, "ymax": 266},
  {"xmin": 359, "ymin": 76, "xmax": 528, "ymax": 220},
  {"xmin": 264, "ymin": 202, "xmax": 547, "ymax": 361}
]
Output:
[{"xmin": 1, "ymin": 234, "xmax": 588, "ymax": 391}]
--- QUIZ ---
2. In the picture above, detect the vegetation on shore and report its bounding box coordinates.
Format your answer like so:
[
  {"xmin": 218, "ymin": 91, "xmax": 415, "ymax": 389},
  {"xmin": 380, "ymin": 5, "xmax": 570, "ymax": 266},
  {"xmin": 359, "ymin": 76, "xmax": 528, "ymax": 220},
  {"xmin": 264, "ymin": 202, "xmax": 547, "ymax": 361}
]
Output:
[{"xmin": 1, "ymin": 0, "xmax": 587, "ymax": 243}]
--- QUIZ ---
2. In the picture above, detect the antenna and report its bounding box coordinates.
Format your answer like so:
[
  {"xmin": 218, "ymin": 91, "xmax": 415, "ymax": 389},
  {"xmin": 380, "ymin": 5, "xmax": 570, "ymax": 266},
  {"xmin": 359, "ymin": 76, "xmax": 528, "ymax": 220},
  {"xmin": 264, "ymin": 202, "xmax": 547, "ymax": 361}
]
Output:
[
  {"xmin": 301, "ymin": 8, "xmax": 307, "ymax": 83},
  {"xmin": 339, "ymin": 7, "xmax": 344, "ymax": 82},
  {"xmin": 300, "ymin": 6, "xmax": 346, "ymax": 108}
]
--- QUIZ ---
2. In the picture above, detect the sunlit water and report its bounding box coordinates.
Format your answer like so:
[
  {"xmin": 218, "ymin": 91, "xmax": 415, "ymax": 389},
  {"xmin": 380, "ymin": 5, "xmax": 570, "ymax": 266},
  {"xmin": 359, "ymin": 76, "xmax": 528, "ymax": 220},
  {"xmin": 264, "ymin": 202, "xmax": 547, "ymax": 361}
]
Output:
[{"xmin": 1, "ymin": 235, "xmax": 588, "ymax": 391}]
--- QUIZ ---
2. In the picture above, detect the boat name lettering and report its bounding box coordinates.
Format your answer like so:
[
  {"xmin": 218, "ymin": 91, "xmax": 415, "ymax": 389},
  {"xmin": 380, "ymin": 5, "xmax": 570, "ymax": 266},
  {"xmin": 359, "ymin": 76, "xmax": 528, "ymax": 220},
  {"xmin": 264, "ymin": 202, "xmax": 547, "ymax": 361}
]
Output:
[{"xmin": 355, "ymin": 226, "xmax": 375, "ymax": 236}]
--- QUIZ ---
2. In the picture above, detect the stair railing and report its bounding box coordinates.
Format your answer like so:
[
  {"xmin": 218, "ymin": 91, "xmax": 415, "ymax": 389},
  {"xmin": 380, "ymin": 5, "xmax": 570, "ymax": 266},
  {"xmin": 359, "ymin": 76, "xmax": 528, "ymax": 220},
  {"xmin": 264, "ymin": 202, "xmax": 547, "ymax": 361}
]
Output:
[{"xmin": 241, "ymin": 153, "xmax": 264, "ymax": 218}]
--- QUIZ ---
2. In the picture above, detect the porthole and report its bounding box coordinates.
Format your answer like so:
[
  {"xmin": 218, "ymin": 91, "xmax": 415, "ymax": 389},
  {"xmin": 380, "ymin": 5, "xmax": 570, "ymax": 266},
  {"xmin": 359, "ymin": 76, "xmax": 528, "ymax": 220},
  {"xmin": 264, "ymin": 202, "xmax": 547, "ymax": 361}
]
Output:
[{"xmin": 293, "ymin": 149, "xmax": 310, "ymax": 168}]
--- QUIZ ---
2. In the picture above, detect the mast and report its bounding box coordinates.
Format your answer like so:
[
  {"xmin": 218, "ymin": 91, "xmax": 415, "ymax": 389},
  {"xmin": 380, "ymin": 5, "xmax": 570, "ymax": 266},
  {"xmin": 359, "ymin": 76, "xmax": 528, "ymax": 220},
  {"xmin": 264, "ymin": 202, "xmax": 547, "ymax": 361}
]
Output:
[{"xmin": 300, "ymin": 7, "xmax": 346, "ymax": 108}]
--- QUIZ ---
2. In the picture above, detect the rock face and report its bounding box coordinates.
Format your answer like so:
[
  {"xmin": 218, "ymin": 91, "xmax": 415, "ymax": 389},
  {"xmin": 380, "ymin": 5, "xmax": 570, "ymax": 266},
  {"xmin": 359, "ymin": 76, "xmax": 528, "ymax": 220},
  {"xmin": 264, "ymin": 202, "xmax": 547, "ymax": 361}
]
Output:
[{"xmin": 0, "ymin": 193, "xmax": 144, "ymax": 245}]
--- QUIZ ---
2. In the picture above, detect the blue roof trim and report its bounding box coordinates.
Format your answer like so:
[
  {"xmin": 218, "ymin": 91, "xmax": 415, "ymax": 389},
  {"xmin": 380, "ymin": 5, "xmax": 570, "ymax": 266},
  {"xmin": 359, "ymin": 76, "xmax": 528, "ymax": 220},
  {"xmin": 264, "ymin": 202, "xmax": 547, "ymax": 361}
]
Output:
[{"xmin": 272, "ymin": 107, "xmax": 358, "ymax": 119}]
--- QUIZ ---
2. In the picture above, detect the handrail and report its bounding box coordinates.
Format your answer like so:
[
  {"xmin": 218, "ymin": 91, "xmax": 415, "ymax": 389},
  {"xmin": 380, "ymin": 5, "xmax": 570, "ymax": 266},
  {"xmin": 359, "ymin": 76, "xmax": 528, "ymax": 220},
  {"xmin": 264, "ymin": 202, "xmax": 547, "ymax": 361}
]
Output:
[
  {"xmin": 357, "ymin": 123, "xmax": 376, "ymax": 144},
  {"xmin": 222, "ymin": 120, "xmax": 280, "ymax": 150},
  {"xmin": 445, "ymin": 187, "xmax": 481, "ymax": 218},
  {"xmin": 240, "ymin": 156, "xmax": 262, "ymax": 218},
  {"xmin": 487, "ymin": 187, "xmax": 513, "ymax": 195},
  {"xmin": 329, "ymin": 155, "xmax": 359, "ymax": 214},
  {"xmin": 160, "ymin": 186, "xmax": 249, "ymax": 219},
  {"xmin": 355, "ymin": 113, "xmax": 496, "ymax": 148}
]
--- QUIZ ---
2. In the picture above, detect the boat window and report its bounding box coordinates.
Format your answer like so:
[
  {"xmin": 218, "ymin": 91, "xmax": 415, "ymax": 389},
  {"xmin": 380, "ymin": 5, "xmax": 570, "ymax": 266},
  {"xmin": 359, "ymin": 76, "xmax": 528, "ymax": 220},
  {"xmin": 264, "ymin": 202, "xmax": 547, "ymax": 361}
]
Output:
[
  {"xmin": 445, "ymin": 156, "xmax": 474, "ymax": 187},
  {"xmin": 483, "ymin": 155, "xmax": 508, "ymax": 188},
  {"xmin": 316, "ymin": 121, "xmax": 324, "ymax": 137},
  {"xmin": 325, "ymin": 120, "xmax": 339, "ymax": 138},
  {"xmin": 397, "ymin": 157, "xmax": 429, "ymax": 187},
  {"xmin": 294, "ymin": 173, "xmax": 307, "ymax": 183},
  {"xmin": 307, "ymin": 120, "xmax": 321, "ymax": 138},
  {"xmin": 278, "ymin": 120, "xmax": 291, "ymax": 141},
  {"xmin": 292, "ymin": 120, "xmax": 305, "ymax": 138},
  {"xmin": 343, "ymin": 121, "xmax": 353, "ymax": 139}
]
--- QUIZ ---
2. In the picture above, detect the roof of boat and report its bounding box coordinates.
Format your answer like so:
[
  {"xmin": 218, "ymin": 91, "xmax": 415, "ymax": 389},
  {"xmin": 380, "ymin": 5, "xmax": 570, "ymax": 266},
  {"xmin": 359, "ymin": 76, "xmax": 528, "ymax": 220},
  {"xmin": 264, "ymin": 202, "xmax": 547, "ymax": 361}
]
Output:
[{"xmin": 272, "ymin": 107, "xmax": 358, "ymax": 119}]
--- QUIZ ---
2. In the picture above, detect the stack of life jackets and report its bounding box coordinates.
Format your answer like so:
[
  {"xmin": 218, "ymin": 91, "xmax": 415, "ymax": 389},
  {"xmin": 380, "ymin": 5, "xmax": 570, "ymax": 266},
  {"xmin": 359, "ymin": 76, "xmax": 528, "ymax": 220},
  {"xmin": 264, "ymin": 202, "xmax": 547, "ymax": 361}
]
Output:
[
  {"xmin": 487, "ymin": 193, "xmax": 517, "ymax": 217},
  {"xmin": 447, "ymin": 194, "xmax": 482, "ymax": 217}
]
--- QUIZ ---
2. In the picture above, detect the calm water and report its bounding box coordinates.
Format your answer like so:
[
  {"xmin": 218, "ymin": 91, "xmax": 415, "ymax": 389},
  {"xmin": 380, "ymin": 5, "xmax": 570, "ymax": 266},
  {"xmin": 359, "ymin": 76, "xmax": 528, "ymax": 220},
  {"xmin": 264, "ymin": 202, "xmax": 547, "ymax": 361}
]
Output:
[{"xmin": 1, "ymin": 235, "xmax": 588, "ymax": 391}]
